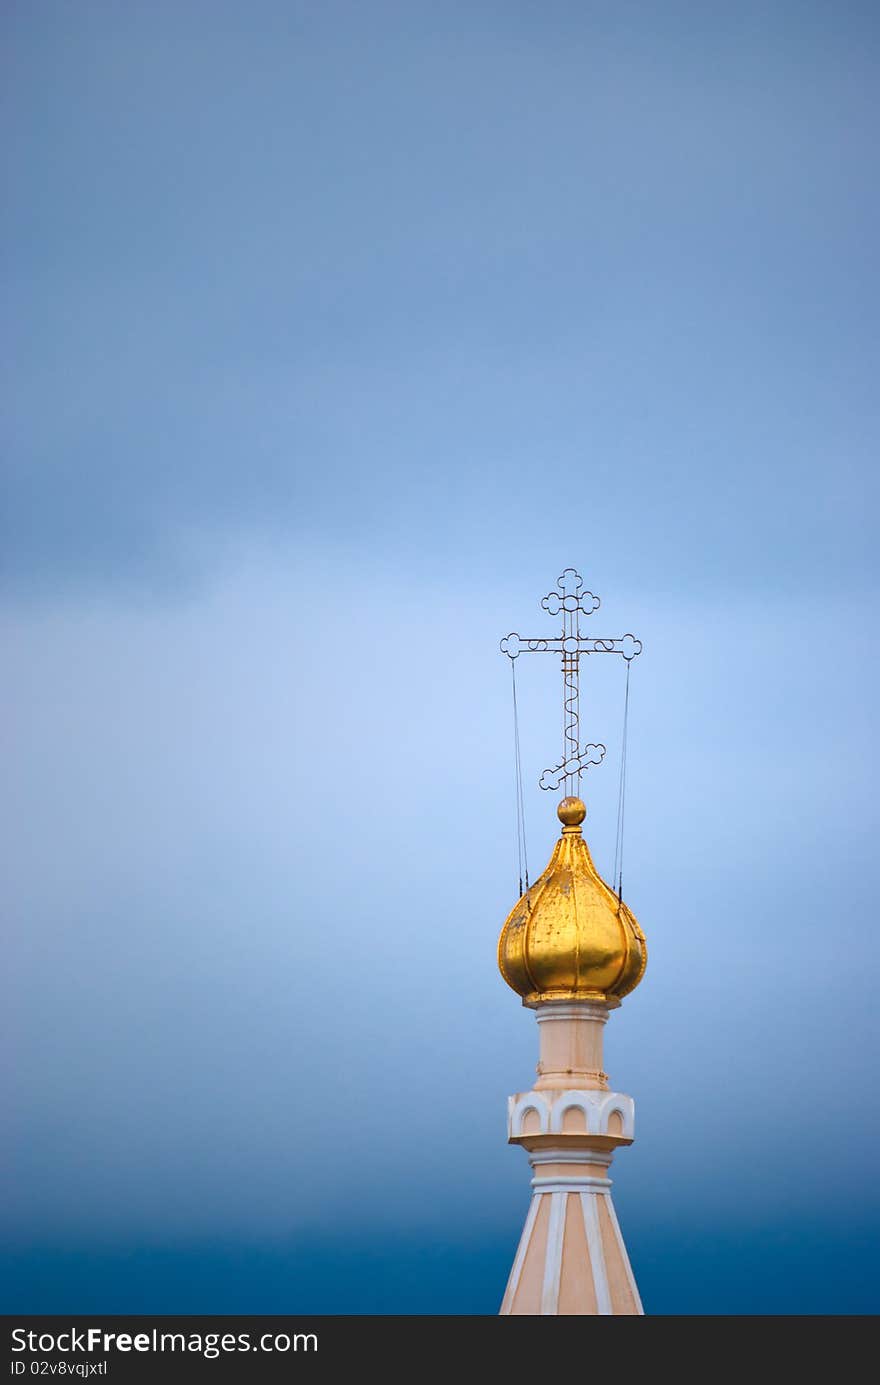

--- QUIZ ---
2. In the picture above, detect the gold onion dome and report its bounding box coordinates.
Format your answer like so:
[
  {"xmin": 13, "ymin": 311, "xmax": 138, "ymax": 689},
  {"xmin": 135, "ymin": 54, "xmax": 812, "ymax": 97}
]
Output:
[{"xmin": 498, "ymin": 797, "xmax": 647, "ymax": 1006}]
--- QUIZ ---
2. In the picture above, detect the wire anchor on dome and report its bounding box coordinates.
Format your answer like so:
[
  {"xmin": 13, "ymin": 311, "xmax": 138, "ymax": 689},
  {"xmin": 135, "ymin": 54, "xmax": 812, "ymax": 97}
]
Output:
[{"xmin": 500, "ymin": 567, "xmax": 642, "ymax": 797}]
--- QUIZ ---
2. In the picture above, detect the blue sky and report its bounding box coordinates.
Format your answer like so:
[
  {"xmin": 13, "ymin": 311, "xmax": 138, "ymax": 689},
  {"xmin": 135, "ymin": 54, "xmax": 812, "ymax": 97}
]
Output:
[{"xmin": 3, "ymin": 2, "xmax": 879, "ymax": 1313}]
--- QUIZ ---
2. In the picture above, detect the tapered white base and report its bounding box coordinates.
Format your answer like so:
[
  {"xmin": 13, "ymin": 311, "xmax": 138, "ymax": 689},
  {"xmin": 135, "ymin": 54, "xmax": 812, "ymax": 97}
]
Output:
[{"xmin": 500, "ymin": 1186, "xmax": 643, "ymax": 1315}]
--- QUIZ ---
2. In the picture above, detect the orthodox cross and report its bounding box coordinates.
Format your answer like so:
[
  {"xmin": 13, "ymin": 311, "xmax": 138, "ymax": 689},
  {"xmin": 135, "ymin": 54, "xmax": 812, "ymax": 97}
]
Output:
[{"xmin": 501, "ymin": 568, "xmax": 642, "ymax": 796}]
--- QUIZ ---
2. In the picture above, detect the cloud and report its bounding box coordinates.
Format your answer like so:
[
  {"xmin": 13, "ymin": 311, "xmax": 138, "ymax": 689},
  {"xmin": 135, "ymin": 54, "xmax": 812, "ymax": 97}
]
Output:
[{"xmin": 2, "ymin": 3, "xmax": 878, "ymax": 595}]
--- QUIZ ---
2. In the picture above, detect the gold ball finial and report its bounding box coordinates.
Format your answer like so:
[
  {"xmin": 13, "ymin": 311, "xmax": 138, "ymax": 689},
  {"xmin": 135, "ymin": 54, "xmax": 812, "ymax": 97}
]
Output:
[{"xmin": 557, "ymin": 796, "xmax": 586, "ymax": 828}]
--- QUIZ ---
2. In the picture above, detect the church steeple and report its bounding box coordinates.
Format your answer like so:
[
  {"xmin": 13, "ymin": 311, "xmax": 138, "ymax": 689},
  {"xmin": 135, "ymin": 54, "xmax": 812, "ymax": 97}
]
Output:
[{"xmin": 497, "ymin": 574, "xmax": 647, "ymax": 1316}]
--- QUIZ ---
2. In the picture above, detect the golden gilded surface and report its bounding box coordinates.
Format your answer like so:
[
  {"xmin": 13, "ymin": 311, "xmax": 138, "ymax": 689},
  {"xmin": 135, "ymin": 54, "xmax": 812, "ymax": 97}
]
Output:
[{"xmin": 498, "ymin": 797, "xmax": 647, "ymax": 1006}]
